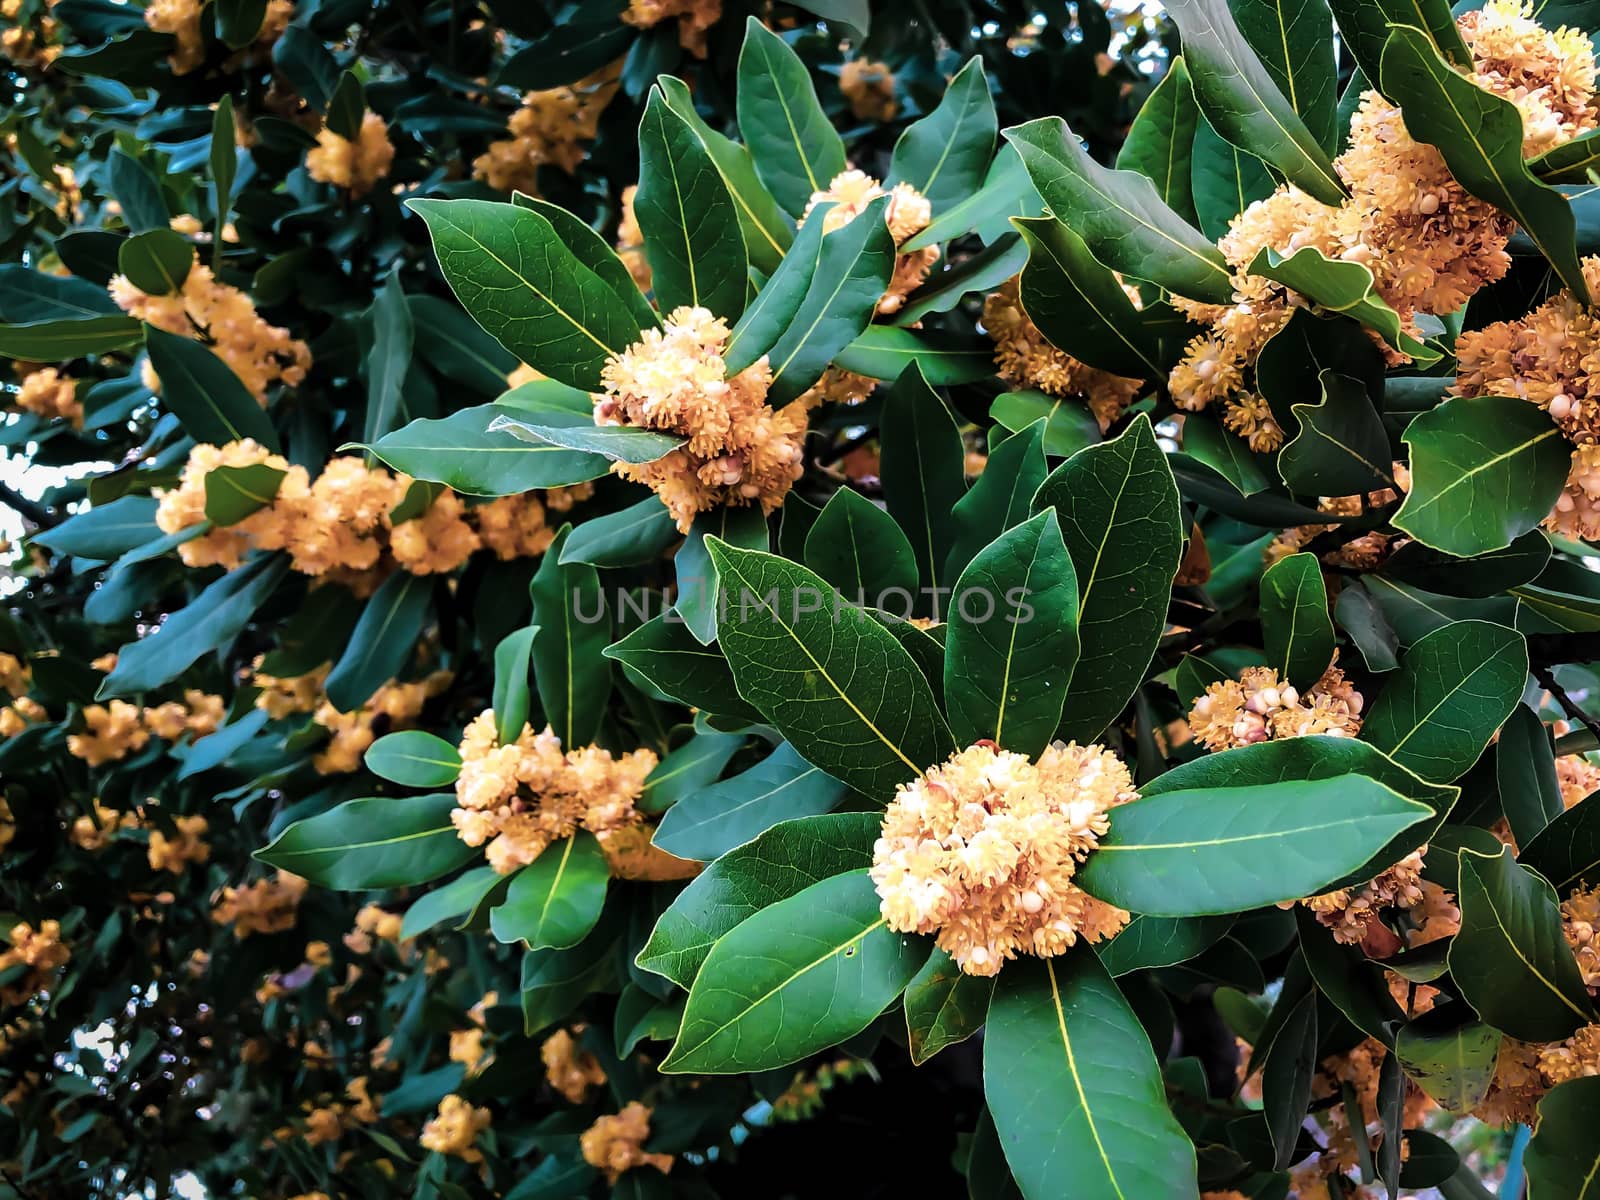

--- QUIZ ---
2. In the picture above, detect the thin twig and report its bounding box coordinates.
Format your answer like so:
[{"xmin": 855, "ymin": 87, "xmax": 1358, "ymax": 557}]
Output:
[{"xmin": 1533, "ymin": 661, "xmax": 1600, "ymax": 749}]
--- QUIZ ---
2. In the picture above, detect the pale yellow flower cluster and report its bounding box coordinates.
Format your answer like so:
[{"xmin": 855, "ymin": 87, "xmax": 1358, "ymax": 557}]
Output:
[
  {"xmin": 1299, "ymin": 850, "xmax": 1426, "ymax": 946},
  {"xmin": 472, "ymin": 71, "xmax": 618, "ymax": 195},
  {"xmin": 0, "ymin": 922, "xmax": 70, "ymax": 1006},
  {"xmin": 311, "ymin": 672, "xmax": 454, "ymax": 774},
  {"xmin": 1404, "ymin": 880, "xmax": 1462, "ymax": 948},
  {"xmin": 596, "ymin": 305, "xmax": 808, "ymax": 531},
  {"xmin": 1455, "ymin": 258, "xmax": 1600, "ymax": 539},
  {"xmin": 211, "ymin": 871, "xmax": 307, "ymax": 938},
  {"xmin": 1476, "ymin": 1028, "xmax": 1600, "ymax": 1125},
  {"xmin": 983, "ymin": 276, "xmax": 1142, "ymax": 431},
  {"xmin": 0, "ymin": 799, "xmax": 13, "ymax": 851},
  {"xmin": 0, "ymin": 697, "xmax": 46, "ymax": 739},
  {"xmin": 871, "ymin": 741, "xmax": 1135, "ymax": 976},
  {"xmin": 616, "ymin": 184, "xmax": 651, "ymax": 292},
  {"xmin": 69, "ymin": 801, "xmax": 139, "ymax": 851},
  {"xmin": 143, "ymin": 0, "xmax": 291, "ymax": 74},
  {"xmin": 306, "ymin": 113, "xmax": 395, "ymax": 197},
  {"xmin": 622, "ymin": 0, "xmax": 721, "ymax": 57},
  {"xmin": 1186, "ymin": 664, "xmax": 1364, "ymax": 751},
  {"xmin": 420, "ymin": 1094, "xmax": 491, "ymax": 1162},
  {"xmin": 147, "ymin": 815, "xmax": 210, "ymax": 874},
  {"xmin": 1564, "ymin": 884, "xmax": 1600, "ymax": 991},
  {"xmin": 541, "ymin": 1026, "xmax": 606, "ymax": 1102},
  {"xmin": 111, "ymin": 261, "xmax": 312, "ymax": 402},
  {"xmin": 1560, "ymin": 752, "xmax": 1600, "ymax": 807},
  {"xmin": 66, "ymin": 692, "xmax": 223, "ymax": 766},
  {"xmin": 840, "ymin": 59, "xmax": 898, "ymax": 122},
  {"xmin": 155, "ymin": 440, "xmax": 585, "ymax": 579},
  {"xmin": 11, "ymin": 367, "xmax": 81, "ymax": 427},
  {"xmin": 1262, "ymin": 470, "xmax": 1410, "ymax": 571},
  {"xmin": 804, "ymin": 169, "xmax": 939, "ymax": 315},
  {"xmin": 342, "ymin": 903, "xmax": 404, "ymax": 955},
  {"xmin": 1168, "ymin": 0, "xmax": 1597, "ymax": 446},
  {"xmin": 581, "ymin": 1102, "xmax": 673, "ymax": 1182},
  {"xmin": 452, "ymin": 710, "xmax": 693, "ymax": 877},
  {"xmin": 0, "ymin": 652, "xmax": 26, "ymax": 698},
  {"xmin": 0, "ymin": 0, "xmax": 61, "ymax": 68},
  {"xmin": 1296, "ymin": 1038, "xmax": 1434, "ymax": 1192}
]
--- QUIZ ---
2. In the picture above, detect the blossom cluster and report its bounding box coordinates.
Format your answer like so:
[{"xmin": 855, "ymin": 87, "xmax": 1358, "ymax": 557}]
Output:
[
  {"xmin": 595, "ymin": 306, "xmax": 809, "ymax": 531},
  {"xmin": 0, "ymin": 922, "xmax": 70, "ymax": 1006},
  {"xmin": 542, "ymin": 1027, "xmax": 607, "ymax": 1103},
  {"xmin": 211, "ymin": 871, "xmax": 308, "ymax": 939},
  {"xmin": 306, "ymin": 113, "xmax": 395, "ymax": 197},
  {"xmin": 840, "ymin": 59, "xmax": 898, "ymax": 121},
  {"xmin": 472, "ymin": 70, "xmax": 618, "ymax": 195},
  {"xmin": 1262, "ymin": 469, "xmax": 1410, "ymax": 571},
  {"xmin": 248, "ymin": 660, "xmax": 454, "ymax": 774},
  {"xmin": 420, "ymin": 1094, "xmax": 491, "ymax": 1161},
  {"xmin": 871, "ymin": 740, "xmax": 1136, "ymax": 976},
  {"xmin": 65, "ymin": 692, "xmax": 224, "ymax": 766},
  {"xmin": 581, "ymin": 1102, "xmax": 673, "ymax": 1182},
  {"xmin": 804, "ymin": 169, "xmax": 939, "ymax": 315},
  {"xmin": 8, "ymin": 365, "xmax": 80, "ymax": 426},
  {"xmin": 622, "ymin": 0, "xmax": 721, "ymax": 56},
  {"xmin": 1186, "ymin": 663, "xmax": 1364, "ymax": 751},
  {"xmin": 142, "ymin": 0, "xmax": 291, "ymax": 74}
]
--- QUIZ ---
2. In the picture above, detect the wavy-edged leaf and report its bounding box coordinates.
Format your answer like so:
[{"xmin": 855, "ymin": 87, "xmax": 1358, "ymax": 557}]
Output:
[
  {"xmin": 490, "ymin": 831, "xmax": 610, "ymax": 950},
  {"xmin": 1228, "ymin": 0, "xmax": 1339, "ymax": 152},
  {"xmin": 1249, "ymin": 247, "xmax": 1438, "ymax": 364},
  {"xmin": 1259, "ymin": 551, "xmax": 1336, "ymax": 690},
  {"xmin": 887, "ymin": 57, "xmax": 997, "ymax": 214},
  {"xmin": 903, "ymin": 948, "xmax": 994, "ymax": 1065},
  {"xmin": 364, "ymin": 730, "xmax": 462, "ymax": 788},
  {"xmin": 1326, "ymin": 0, "xmax": 1471, "ymax": 101},
  {"xmin": 735, "ymin": 18, "xmax": 846, "ymax": 217},
  {"xmin": 255, "ymin": 794, "xmax": 476, "ymax": 888},
  {"xmin": 1278, "ymin": 369, "xmax": 1399, "ymax": 496},
  {"xmin": 1530, "ymin": 129, "xmax": 1600, "ymax": 186}
]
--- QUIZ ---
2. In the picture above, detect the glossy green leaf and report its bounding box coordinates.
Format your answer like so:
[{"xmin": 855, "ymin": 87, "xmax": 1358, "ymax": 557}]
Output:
[
  {"xmin": 1394, "ymin": 395, "xmax": 1568, "ymax": 558},
  {"xmin": 1004, "ymin": 117, "xmax": 1234, "ymax": 304},
  {"xmin": 674, "ymin": 504, "xmax": 768, "ymax": 645},
  {"xmin": 946, "ymin": 420, "xmax": 1051, "ymax": 582},
  {"xmin": 636, "ymin": 811, "xmax": 879, "ymax": 990},
  {"xmin": 903, "ymin": 948, "xmax": 994, "ymax": 1065},
  {"xmin": 1259, "ymin": 552, "xmax": 1336, "ymax": 690},
  {"xmin": 1394, "ymin": 1005, "xmax": 1501, "ymax": 1114},
  {"xmin": 987, "ymin": 395, "xmax": 1099, "ymax": 461},
  {"xmin": 1522, "ymin": 798, "xmax": 1600, "ymax": 895},
  {"xmin": 399, "ymin": 867, "xmax": 504, "ymax": 940},
  {"xmin": 1379, "ymin": 26, "xmax": 1588, "ymax": 304},
  {"xmin": 255, "ymin": 794, "xmax": 476, "ymax": 888},
  {"xmin": 902, "ymin": 143, "xmax": 1042, "ymax": 252},
  {"xmin": 408, "ymin": 198, "xmax": 647, "ymax": 391},
  {"xmin": 1182, "ymin": 412, "xmax": 1273, "ymax": 497},
  {"xmin": 660, "ymin": 869, "xmax": 925, "ymax": 1073},
  {"xmin": 1382, "ymin": 531, "xmax": 1551, "ymax": 599},
  {"xmin": 804, "ymin": 487, "xmax": 918, "ymax": 602},
  {"xmin": 636, "ymin": 89, "xmax": 748, "ymax": 320},
  {"xmin": 880, "ymin": 363, "xmax": 968, "ymax": 599},
  {"xmin": 488, "ymin": 414, "xmax": 683, "ymax": 464},
  {"xmin": 530, "ymin": 526, "xmax": 610, "ymax": 747},
  {"xmin": 887, "ymin": 58, "xmax": 997, "ymax": 214},
  {"xmin": 1249, "ymin": 247, "xmax": 1438, "ymax": 364},
  {"xmin": 735, "ymin": 18, "xmax": 846, "ymax": 217},
  {"xmin": 1326, "ymin": 0, "xmax": 1469, "ymax": 91},
  {"xmin": 364, "ymin": 731, "xmax": 462, "ymax": 788},
  {"xmin": 944, "ymin": 510, "xmax": 1080, "ymax": 756},
  {"xmin": 363, "ymin": 269, "xmax": 413, "ymax": 444},
  {"xmin": 983, "ymin": 949, "xmax": 1199, "ymax": 1200},
  {"xmin": 32, "ymin": 495, "xmax": 159, "ymax": 561},
  {"xmin": 1335, "ymin": 580, "xmax": 1401, "ymax": 673},
  {"xmin": 1191, "ymin": 114, "xmax": 1275, "ymax": 240},
  {"xmin": 603, "ymin": 615, "xmax": 761, "ymax": 724},
  {"xmin": 1525, "ymin": 1076, "xmax": 1600, "ymax": 1199},
  {"xmin": 641, "ymin": 732, "xmax": 744, "ymax": 814},
  {"xmin": 116, "ymin": 230, "xmax": 192, "ymax": 295},
  {"xmin": 144, "ymin": 325, "xmax": 279, "ymax": 451},
  {"xmin": 1095, "ymin": 914, "xmax": 1233, "ymax": 976},
  {"xmin": 724, "ymin": 204, "xmax": 828, "ymax": 374},
  {"xmin": 833, "ymin": 326, "xmax": 995, "ymax": 386},
  {"xmin": 1261, "ymin": 990, "xmax": 1318, "ymax": 1169},
  {"xmin": 211, "ymin": 95, "xmax": 237, "ymax": 237},
  {"xmin": 1116, "ymin": 57, "xmax": 1201, "ymax": 225},
  {"xmin": 707, "ymin": 539, "xmax": 953, "ymax": 797},
  {"xmin": 559, "ymin": 497, "xmax": 677, "ymax": 568},
  {"xmin": 1295, "ymin": 909, "xmax": 1405, "ymax": 1044},
  {"xmin": 493, "ymin": 626, "xmax": 536, "ymax": 745},
  {"xmin": 202, "ymin": 463, "xmax": 285, "ymax": 526},
  {"xmin": 1228, "ymin": 0, "xmax": 1339, "ymax": 152},
  {"xmin": 1497, "ymin": 703, "xmax": 1564, "ymax": 848},
  {"xmin": 509, "ymin": 193, "xmax": 660, "ymax": 333},
  {"xmin": 325, "ymin": 572, "xmax": 433, "ymax": 713},
  {"xmin": 361, "ymin": 404, "xmax": 609, "ymax": 496},
  {"xmin": 1530, "ymin": 128, "xmax": 1600, "ymax": 186},
  {"xmin": 1032, "ymin": 415, "xmax": 1184, "ymax": 743},
  {"xmin": 1361, "ymin": 619, "xmax": 1527, "ymax": 781},
  {"xmin": 1449, "ymin": 847, "xmax": 1595, "ymax": 1041},
  {"xmin": 490, "ymin": 832, "xmax": 610, "ymax": 950}
]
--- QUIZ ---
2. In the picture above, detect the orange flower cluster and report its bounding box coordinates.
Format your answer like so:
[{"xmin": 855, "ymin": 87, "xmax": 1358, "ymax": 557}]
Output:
[
  {"xmin": 306, "ymin": 113, "xmax": 395, "ymax": 197},
  {"xmin": 1299, "ymin": 850, "xmax": 1427, "ymax": 946},
  {"xmin": 984, "ymin": 276, "xmax": 1142, "ymax": 431},
  {"xmin": 0, "ymin": 696, "xmax": 45, "ymax": 739},
  {"xmin": 1560, "ymin": 752, "xmax": 1600, "ymax": 807},
  {"xmin": 10, "ymin": 366, "xmax": 80, "ymax": 426},
  {"xmin": 1168, "ymin": 0, "xmax": 1597, "ymax": 445},
  {"xmin": 420, "ymin": 1094, "xmax": 491, "ymax": 1162},
  {"xmin": 143, "ymin": 0, "xmax": 291, "ymax": 74},
  {"xmin": 1263, "ymin": 470, "xmax": 1410, "ymax": 571},
  {"xmin": 580, "ymin": 1102, "xmax": 673, "ymax": 1182},
  {"xmin": 871, "ymin": 741, "xmax": 1136, "ymax": 976},
  {"xmin": 804, "ymin": 169, "xmax": 939, "ymax": 315},
  {"xmin": 0, "ymin": 0, "xmax": 61, "ymax": 67},
  {"xmin": 155, "ymin": 440, "xmax": 587, "ymax": 579},
  {"xmin": 342, "ymin": 903, "xmax": 405, "ymax": 955},
  {"xmin": 622, "ymin": 0, "xmax": 721, "ymax": 57},
  {"xmin": 472, "ymin": 71, "xmax": 618, "ymax": 195},
  {"xmin": 247, "ymin": 660, "xmax": 452, "ymax": 773},
  {"xmin": 839, "ymin": 59, "xmax": 898, "ymax": 122},
  {"xmin": 147, "ymin": 815, "xmax": 210, "ymax": 874},
  {"xmin": 595, "ymin": 305, "xmax": 809, "ymax": 531},
  {"xmin": 0, "ymin": 922, "xmax": 70, "ymax": 1006},
  {"xmin": 541, "ymin": 1027, "xmax": 606, "ymax": 1103},
  {"xmin": 1186, "ymin": 663, "xmax": 1364, "ymax": 750},
  {"xmin": 1292, "ymin": 1038, "xmax": 1434, "ymax": 1193},
  {"xmin": 111, "ymin": 260, "xmax": 311, "ymax": 402},
  {"xmin": 66, "ymin": 692, "xmax": 223, "ymax": 766},
  {"xmin": 1564, "ymin": 883, "xmax": 1600, "ymax": 992},
  {"xmin": 451, "ymin": 710, "xmax": 695, "ymax": 879},
  {"xmin": 211, "ymin": 871, "xmax": 307, "ymax": 938},
  {"xmin": 69, "ymin": 801, "xmax": 139, "ymax": 852}
]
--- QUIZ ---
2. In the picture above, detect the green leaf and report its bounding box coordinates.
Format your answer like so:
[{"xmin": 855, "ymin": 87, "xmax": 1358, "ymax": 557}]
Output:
[
  {"xmin": 881, "ymin": 363, "xmax": 969, "ymax": 599},
  {"xmin": 893, "ymin": 234, "xmax": 1030, "ymax": 327},
  {"xmin": 902, "ymin": 143, "xmax": 1043, "ymax": 252},
  {"xmin": 0, "ymin": 267, "xmax": 120, "ymax": 323},
  {"xmin": 408, "ymin": 198, "xmax": 647, "ymax": 391},
  {"xmin": 255, "ymin": 794, "xmax": 476, "ymax": 888},
  {"xmin": 361, "ymin": 405, "xmax": 609, "ymax": 496},
  {"xmin": 765, "ymin": 196, "xmax": 897, "ymax": 406},
  {"xmin": 1529, "ymin": 128, "xmax": 1600, "ymax": 186},
  {"xmin": 983, "ymin": 949, "xmax": 1199, "ymax": 1200},
  {"xmin": 1379, "ymin": 25, "xmax": 1589, "ymax": 304},
  {"xmin": 509, "ymin": 193, "xmax": 660, "ymax": 333},
  {"xmin": 100, "ymin": 555, "xmax": 290, "ymax": 697},
  {"xmin": 1004, "ymin": 117, "xmax": 1234, "ymax": 304},
  {"xmin": 1191, "ymin": 114, "xmax": 1276, "ymax": 240},
  {"xmin": 363, "ymin": 270, "xmax": 413, "ymax": 444},
  {"xmin": 652, "ymin": 741, "xmax": 849, "ymax": 862},
  {"xmin": 1032, "ymin": 415, "xmax": 1184, "ymax": 743},
  {"xmin": 1277, "ymin": 369, "xmax": 1399, "ymax": 496},
  {"xmin": 559, "ymin": 497, "xmax": 678, "ymax": 568},
  {"xmin": 804, "ymin": 487, "xmax": 918, "ymax": 602},
  {"xmin": 1261, "ymin": 990, "xmax": 1318, "ymax": 1170},
  {"xmin": 32, "ymin": 495, "xmax": 159, "ymax": 561},
  {"xmin": 521, "ymin": 911, "xmax": 620, "ymax": 1036},
  {"xmin": 944, "ymin": 510, "xmax": 1080, "ymax": 756},
  {"xmin": 724, "ymin": 206, "xmax": 828, "ymax": 375},
  {"xmin": 1326, "ymin": 0, "xmax": 1471, "ymax": 103},
  {"xmin": 1386, "ymin": 535, "xmax": 1552, "ymax": 601},
  {"xmin": 707, "ymin": 539, "xmax": 953, "ymax": 797},
  {"xmin": 1361, "ymin": 619, "xmax": 1528, "ymax": 781},
  {"xmin": 1164, "ymin": 0, "xmax": 1346, "ymax": 204},
  {"xmin": 487, "ymin": 414, "xmax": 684, "ymax": 464},
  {"xmin": 1013, "ymin": 216, "xmax": 1172, "ymax": 381},
  {"xmin": 602, "ymin": 615, "xmax": 761, "ymax": 725},
  {"xmin": 1394, "ymin": 1005, "xmax": 1501, "ymax": 1114},
  {"xmin": 1497, "ymin": 703, "xmax": 1564, "ymax": 848},
  {"xmin": 1526, "ymin": 1076, "xmax": 1600, "ymax": 1199},
  {"xmin": 886, "ymin": 57, "xmax": 997, "ymax": 214},
  {"xmin": 657, "ymin": 75, "xmax": 793, "ymax": 275},
  {"xmin": 833, "ymin": 326, "xmax": 996, "ymax": 386},
  {"xmin": 116, "ymin": 230, "xmax": 192, "ymax": 295},
  {"xmin": 636, "ymin": 90, "xmax": 748, "ymax": 320},
  {"xmin": 1296, "ymin": 907, "xmax": 1405, "ymax": 1043},
  {"xmin": 1095, "ymin": 914, "xmax": 1233, "ymax": 977},
  {"xmin": 202, "ymin": 462, "xmax": 285, "ymax": 526},
  {"xmin": 530, "ymin": 526, "xmax": 610, "ymax": 747},
  {"xmin": 1182, "ymin": 412, "xmax": 1272, "ymax": 496},
  {"xmin": 1449, "ymin": 847, "xmax": 1595, "ymax": 1041},
  {"xmin": 1259, "ymin": 552, "xmax": 1336, "ymax": 690},
  {"xmin": 1394, "ymin": 395, "xmax": 1568, "ymax": 558},
  {"xmin": 324, "ymin": 68, "xmax": 364, "ymax": 140},
  {"xmin": 364, "ymin": 731, "xmax": 463, "ymax": 788},
  {"xmin": 946, "ymin": 420, "xmax": 1051, "ymax": 582},
  {"xmin": 903, "ymin": 948, "xmax": 994, "ymax": 1065},
  {"xmin": 215, "ymin": 0, "xmax": 268, "ymax": 48},
  {"xmin": 1522, "ymin": 798, "xmax": 1600, "ymax": 895},
  {"xmin": 735, "ymin": 18, "xmax": 847, "ymax": 218},
  {"xmin": 641, "ymin": 732, "xmax": 744, "ymax": 815},
  {"xmin": 325, "ymin": 573, "xmax": 433, "ymax": 713},
  {"xmin": 1116, "ymin": 57, "xmax": 1201, "ymax": 226},
  {"xmin": 1228, "ymin": 0, "xmax": 1339, "ymax": 152},
  {"xmin": 107, "ymin": 148, "xmax": 168, "ymax": 231},
  {"xmin": 674, "ymin": 505, "xmax": 768, "ymax": 644},
  {"xmin": 636, "ymin": 811, "xmax": 878, "ymax": 990},
  {"xmin": 143, "ymin": 325, "xmax": 280, "ymax": 450},
  {"xmin": 211, "ymin": 95, "xmax": 237, "ymax": 240},
  {"xmin": 492, "ymin": 627, "xmax": 536, "ymax": 745},
  {"xmin": 660, "ymin": 869, "xmax": 924, "ymax": 1073},
  {"xmin": 490, "ymin": 832, "xmax": 610, "ymax": 950},
  {"xmin": 1248, "ymin": 247, "xmax": 1438, "ymax": 364},
  {"xmin": 1336, "ymin": 580, "xmax": 1402, "ymax": 673},
  {"xmin": 400, "ymin": 867, "xmax": 505, "ymax": 940}
]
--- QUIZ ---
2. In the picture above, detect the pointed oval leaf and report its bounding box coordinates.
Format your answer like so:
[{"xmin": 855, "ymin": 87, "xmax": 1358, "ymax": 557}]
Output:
[
  {"xmin": 804, "ymin": 486, "xmax": 919, "ymax": 602},
  {"xmin": 325, "ymin": 572, "xmax": 433, "ymax": 713},
  {"xmin": 946, "ymin": 419, "xmax": 1051, "ymax": 582},
  {"xmin": 903, "ymin": 947, "xmax": 995, "ymax": 1065},
  {"xmin": 530, "ymin": 526, "xmax": 611, "ymax": 748},
  {"xmin": 887, "ymin": 57, "xmax": 998, "ymax": 214},
  {"xmin": 1259, "ymin": 551, "xmax": 1336, "ymax": 691},
  {"xmin": 736, "ymin": 18, "xmax": 846, "ymax": 217},
  {"xmin": 1525, "ymin": 1076, "xmax": 1600, "ymax": 1199},
  {"xmin": 880, "ymin": 363, "xmax": 968, "ymax": 598},
  {"xmin": 1116, "ymin": 57, "xmax": 1201, "ymax": 226},
  {"xmin": 1279, "ymin": 369, "xmax": 1401, "ymax": 496},
  {"xmin": 360, "ymin": 404, "xmax": 610, "ymax": 495},
  {"xmin": 144, "ymin": 325, "xmax": 280, "ymax": 451},
  {"xmin": 490, "ymin": 831, "xmax": 610, "ymax": 950},
  {"xmin": 364, "ymin": 730, "xmax": 462, "ymax": 788},
  {"xmin": 1394, "ymin": 1005, "xmax": 1502, "ymax": 1114},
  {"xmin": 1229, "ymin": 0, "xmax": 1339, "ymax": 152},
  {"xmin": 255, "ymin": 794, "xmax": 476, "ymax": 889},
  {"xmin": 603, "ymin": 614, "xmax": 761, "ymax": 724}
]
